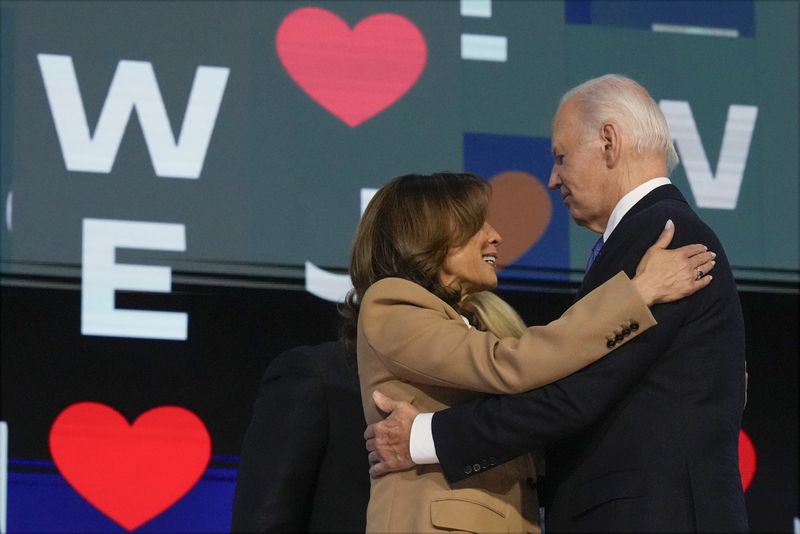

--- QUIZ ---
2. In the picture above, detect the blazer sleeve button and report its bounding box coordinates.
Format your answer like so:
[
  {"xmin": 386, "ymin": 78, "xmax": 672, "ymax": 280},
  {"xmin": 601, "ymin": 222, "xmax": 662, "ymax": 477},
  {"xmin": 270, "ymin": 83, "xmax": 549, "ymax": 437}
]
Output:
[
  {"xmin": 606, "ymin": 339, "xmax": 616, "ymax": 348},
  {"xmin": 615, "ymin": 333, "xmax": 624, "ymax": 342},
  {"xmin": 630, "ymin": 321, "xmax": 639, "ymax": 331},
  {"xmin": 622, "ymin": 327, "xmax": 631, "ymax": 336}
]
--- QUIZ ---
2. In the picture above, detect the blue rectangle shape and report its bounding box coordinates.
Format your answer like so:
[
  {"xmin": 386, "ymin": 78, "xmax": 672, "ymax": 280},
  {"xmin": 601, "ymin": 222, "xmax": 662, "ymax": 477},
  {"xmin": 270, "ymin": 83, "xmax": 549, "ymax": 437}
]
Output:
[
  {"xmin": 7, "ymin": 462, "xmax": 237, "ymax": 532},
  {"xmin": 464, "ymin": 132, "xmax": 570, "ymax": 282},
  {"xmin": 565, "ymin": 0, "xmax": 592, "ymax": 25},
  {"xmin": 565, "ymin": 0, "xmax": 755, "ymax": 37}
]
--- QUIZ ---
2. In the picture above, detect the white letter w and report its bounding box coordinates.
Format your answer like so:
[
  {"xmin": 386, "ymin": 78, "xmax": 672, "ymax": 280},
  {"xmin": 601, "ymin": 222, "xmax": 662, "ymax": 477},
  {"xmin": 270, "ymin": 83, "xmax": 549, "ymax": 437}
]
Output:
[{"xmin": 37, "ymin": 54, "xmax": 229, "ymax": 179}]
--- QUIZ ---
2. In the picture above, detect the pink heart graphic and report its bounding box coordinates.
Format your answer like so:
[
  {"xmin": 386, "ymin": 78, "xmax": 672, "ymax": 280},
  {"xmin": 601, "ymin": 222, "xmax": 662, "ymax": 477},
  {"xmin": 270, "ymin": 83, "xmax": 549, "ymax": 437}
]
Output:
[
  {"xmin": 49, "ymin": 402, "xmax": 211, "ymax": 531},
  {"xmin": 276, "ymin": 7, "xmax": 427, "ymax": 127}
]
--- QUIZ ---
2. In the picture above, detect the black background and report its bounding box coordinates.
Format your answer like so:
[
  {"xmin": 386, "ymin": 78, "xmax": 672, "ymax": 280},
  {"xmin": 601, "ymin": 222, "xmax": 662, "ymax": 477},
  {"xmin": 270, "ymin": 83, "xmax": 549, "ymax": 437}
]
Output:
[{"xmin": 1, "ymin": 276, "xmax": 796, "ymax": 532}]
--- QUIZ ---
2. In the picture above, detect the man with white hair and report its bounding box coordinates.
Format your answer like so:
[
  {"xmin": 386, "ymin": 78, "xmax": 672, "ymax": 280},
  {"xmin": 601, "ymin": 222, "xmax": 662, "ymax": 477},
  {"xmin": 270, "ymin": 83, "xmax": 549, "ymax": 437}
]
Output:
[{"xmin": 365, "ymin": 74, "xmax": 748, "ymax": 532}]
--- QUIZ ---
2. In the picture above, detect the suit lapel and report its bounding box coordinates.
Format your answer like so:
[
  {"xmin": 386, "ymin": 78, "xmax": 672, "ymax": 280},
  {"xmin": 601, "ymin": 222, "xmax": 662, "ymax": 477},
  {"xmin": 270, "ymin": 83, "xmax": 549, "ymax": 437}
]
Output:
[
  {"xmin": 577, "ymin": 184, "xmax": 688, "ymax": 299},
  {"xmin": 615, "ymin": 184, "xmax": 686, "ymax": 225}
]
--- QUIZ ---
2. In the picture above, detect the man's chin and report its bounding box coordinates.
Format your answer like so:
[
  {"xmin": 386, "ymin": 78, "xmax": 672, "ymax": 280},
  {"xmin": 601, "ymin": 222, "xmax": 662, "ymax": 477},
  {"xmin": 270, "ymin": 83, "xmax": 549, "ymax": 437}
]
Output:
[{"xmin": 568, "ymin": 208, "xmax": 587, "ymax": 226}]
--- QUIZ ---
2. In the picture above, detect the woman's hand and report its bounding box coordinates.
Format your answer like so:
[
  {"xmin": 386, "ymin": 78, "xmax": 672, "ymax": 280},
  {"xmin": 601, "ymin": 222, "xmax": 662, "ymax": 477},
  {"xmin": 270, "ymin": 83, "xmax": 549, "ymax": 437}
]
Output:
[{"xmin": 631, "ymin": 220, "xmax": 717, "ymax": 306}]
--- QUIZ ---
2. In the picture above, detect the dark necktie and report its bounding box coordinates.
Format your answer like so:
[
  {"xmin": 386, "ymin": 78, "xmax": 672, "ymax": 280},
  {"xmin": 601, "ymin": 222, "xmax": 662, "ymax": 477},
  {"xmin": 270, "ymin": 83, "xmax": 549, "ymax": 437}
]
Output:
[{"xmin": 585, "ymin": 236, "xmax": 604, "ymax": 271}]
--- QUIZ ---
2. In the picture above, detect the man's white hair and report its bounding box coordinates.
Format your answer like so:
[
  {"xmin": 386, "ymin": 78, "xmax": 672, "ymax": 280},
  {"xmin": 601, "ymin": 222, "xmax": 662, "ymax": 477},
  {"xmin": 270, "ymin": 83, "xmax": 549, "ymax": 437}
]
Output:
[{"xmin": 561, "ymin": 74, "xmax": 679, "ymax": 173}]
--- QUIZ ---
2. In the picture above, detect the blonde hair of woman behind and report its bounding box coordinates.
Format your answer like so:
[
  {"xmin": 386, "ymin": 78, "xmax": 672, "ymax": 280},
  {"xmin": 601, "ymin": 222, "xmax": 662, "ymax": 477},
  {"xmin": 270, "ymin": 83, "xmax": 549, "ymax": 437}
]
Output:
[{"xmin": 460, "ymin": 291, "xmax": 527, "ymax": 339}]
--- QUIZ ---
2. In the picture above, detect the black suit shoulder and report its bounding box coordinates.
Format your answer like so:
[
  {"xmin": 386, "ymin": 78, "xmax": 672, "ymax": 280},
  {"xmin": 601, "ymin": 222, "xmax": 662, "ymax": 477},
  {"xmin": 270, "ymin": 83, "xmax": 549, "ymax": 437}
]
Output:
[
  {"xmin": 617, "ymin": 186, "xmax": 722, "ymax": 255},
  {"xmin": 263, "ymin": 342, "xmax": 358, "ymax": 389},
  {"xmin": 231, "ymin": 342, "xmax": 368, "ymax": 533},
  {"xmin": 586, "ymin": 185, "xmax": 735, "ymax": 302}
]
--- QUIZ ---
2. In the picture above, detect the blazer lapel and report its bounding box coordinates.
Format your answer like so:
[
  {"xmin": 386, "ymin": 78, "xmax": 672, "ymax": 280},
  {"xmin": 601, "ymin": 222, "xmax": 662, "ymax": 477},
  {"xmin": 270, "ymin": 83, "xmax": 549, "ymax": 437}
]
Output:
[
  {"xmin": 615, "ymin": 184, "xmax": 687, "ymax": 225},
  {"xmin": 577, "ymin": 184, "xmax": 688, "ymax": 299}
]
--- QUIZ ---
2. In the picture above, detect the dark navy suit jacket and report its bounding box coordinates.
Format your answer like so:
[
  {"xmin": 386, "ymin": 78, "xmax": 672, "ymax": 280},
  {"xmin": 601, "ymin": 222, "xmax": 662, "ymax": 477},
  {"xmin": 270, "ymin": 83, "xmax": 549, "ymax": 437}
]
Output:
[
  {"xmin": 231, "ymin": 342, "xmax": 370, "ymax": 532},
  {"xmin": 432, "ymin": 185, "xmax": 748, "ymax": 532}
]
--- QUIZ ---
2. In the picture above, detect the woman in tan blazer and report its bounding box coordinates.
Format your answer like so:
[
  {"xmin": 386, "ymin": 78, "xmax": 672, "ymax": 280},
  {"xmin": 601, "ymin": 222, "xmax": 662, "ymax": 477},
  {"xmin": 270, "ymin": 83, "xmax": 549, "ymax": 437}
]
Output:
[{"xmin": 341, "ymin": 172, "xmax": 716, "ymax": 534}]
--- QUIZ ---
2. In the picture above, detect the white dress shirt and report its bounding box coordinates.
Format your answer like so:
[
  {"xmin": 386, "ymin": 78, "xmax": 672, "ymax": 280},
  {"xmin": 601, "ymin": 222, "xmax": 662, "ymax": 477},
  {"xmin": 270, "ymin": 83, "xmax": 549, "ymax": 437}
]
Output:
[{"xmin": 409, "ymin": 177, "xmax": 672, "ymax": 464}]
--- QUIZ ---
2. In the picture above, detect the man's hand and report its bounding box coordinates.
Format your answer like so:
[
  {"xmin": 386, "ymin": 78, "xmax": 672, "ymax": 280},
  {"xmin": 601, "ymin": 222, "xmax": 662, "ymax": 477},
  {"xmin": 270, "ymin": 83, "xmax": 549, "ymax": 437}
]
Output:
[{"xmin": 364, "ymin": 390, "xmax": 419, "ymax": 477}]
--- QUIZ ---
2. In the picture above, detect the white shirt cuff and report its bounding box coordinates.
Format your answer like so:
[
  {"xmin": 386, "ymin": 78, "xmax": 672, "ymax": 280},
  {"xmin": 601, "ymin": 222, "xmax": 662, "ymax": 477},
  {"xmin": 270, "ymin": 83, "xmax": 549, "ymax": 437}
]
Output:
[{"xmin": 410, "ymin": 412, "xmax": 440, "ymax": 464}]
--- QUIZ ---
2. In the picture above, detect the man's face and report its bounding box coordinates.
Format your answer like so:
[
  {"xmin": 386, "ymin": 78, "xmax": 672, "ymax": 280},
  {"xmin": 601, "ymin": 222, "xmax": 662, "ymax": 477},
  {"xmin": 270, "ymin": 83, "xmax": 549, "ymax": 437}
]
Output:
[{"xmin": 548, "ymin": 98, "xmax": 615, "ymax": 233}]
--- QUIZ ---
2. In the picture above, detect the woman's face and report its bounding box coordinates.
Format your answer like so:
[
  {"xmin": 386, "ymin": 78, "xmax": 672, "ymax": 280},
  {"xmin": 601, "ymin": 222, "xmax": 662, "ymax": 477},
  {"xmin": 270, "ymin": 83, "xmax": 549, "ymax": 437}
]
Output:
[{"xmin": 439, "ymin": 222, "xmax": 502, "ymax": 295}]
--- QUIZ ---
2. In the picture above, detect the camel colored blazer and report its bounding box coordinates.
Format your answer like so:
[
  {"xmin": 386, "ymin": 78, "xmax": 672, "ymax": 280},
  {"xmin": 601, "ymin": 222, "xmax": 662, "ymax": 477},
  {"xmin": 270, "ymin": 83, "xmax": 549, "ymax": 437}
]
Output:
[{"xmin": 357, "ymin": 272, "xmax": 656, "ymax": 534}]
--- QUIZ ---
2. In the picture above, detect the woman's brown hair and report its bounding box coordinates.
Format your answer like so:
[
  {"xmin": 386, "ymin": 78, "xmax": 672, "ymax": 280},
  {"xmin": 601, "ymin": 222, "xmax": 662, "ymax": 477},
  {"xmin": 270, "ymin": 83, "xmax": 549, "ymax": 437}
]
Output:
[{"xmin": 340, "ymin": 172, "xmax": 491, "ymax": 357}]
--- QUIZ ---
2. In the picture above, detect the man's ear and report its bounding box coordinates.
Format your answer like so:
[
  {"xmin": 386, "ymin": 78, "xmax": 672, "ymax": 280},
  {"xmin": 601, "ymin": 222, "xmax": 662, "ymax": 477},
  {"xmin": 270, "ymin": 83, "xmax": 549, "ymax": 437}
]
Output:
[{"xmin": 601, "ymin": 122, "xmax": 621, "ymax": 169}]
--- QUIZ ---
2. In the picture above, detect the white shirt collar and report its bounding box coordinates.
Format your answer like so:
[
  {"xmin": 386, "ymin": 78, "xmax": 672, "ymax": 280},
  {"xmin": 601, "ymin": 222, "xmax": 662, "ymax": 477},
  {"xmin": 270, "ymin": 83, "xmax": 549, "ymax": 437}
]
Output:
[{"xmin": 603, "ymin": 177, "xmax": 671, "ymax": 242}]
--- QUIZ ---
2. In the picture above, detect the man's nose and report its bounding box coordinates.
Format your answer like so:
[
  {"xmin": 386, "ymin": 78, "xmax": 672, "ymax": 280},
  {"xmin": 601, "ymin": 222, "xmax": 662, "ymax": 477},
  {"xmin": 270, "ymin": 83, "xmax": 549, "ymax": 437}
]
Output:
[{"xmin": 547, "ymin": 168, "xmax": 560, "ymax": 189}]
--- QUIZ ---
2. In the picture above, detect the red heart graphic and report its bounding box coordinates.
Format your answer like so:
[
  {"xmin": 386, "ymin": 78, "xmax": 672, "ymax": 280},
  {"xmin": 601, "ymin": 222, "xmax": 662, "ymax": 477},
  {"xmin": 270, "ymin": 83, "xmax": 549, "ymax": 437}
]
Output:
[
  {"xmin": 276, "ymin": 7, "xmax": 427, "ymax": 127},
  {"xmin": 49, "ymin": 402, "xmax": 211, "ymax": 531},
  {"xmin": 739, "ymin": 428, "xmax": 756, "ymax": 491}
]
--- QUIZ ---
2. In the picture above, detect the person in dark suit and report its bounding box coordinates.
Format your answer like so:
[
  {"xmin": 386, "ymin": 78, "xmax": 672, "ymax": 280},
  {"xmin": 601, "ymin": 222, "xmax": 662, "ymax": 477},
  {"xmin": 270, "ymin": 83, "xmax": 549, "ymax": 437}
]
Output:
[
  {"xmin": 231, "ymin": 341, "xmax": 370, "ymax": 533},
  {"xmin": 364, "ymin": 75, "xmax": 748, "ymax": 532}
]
